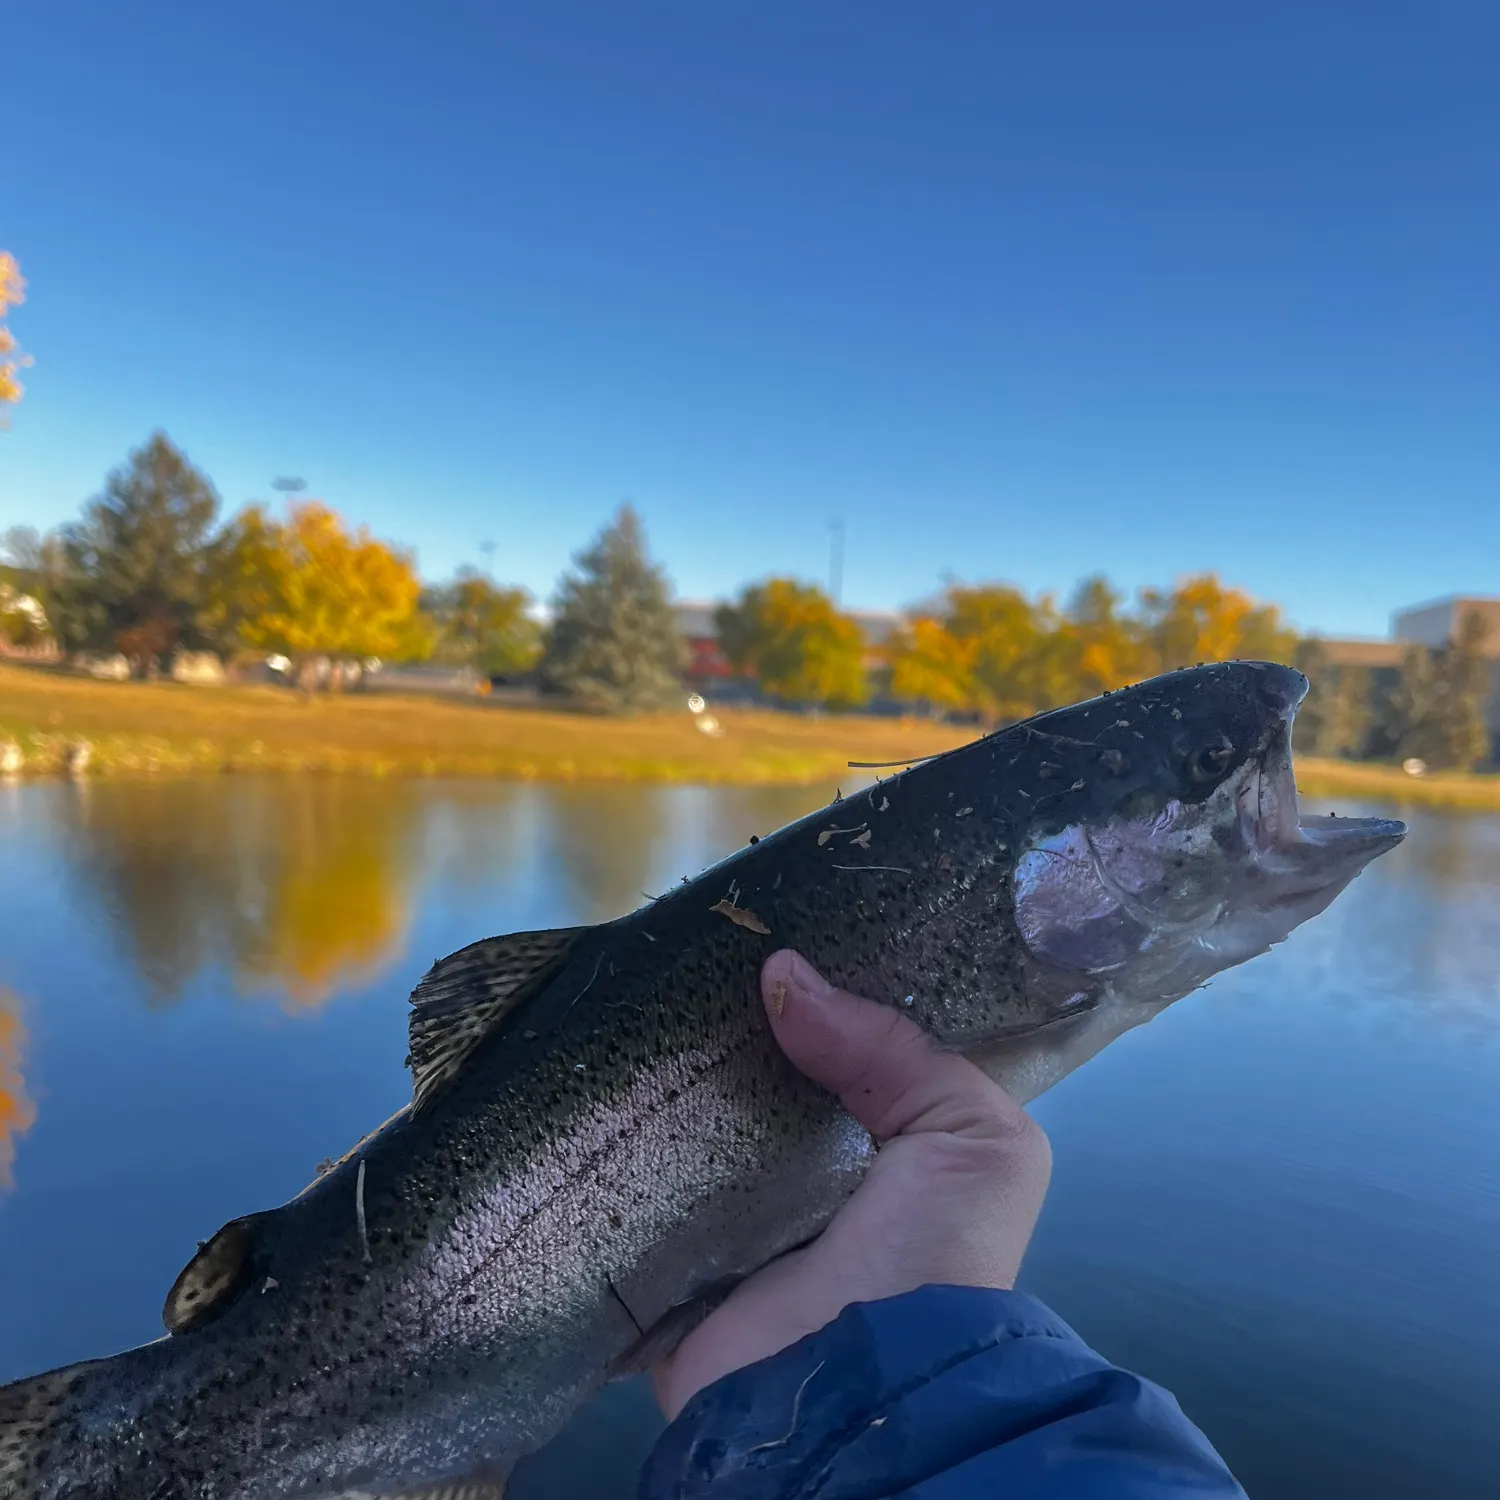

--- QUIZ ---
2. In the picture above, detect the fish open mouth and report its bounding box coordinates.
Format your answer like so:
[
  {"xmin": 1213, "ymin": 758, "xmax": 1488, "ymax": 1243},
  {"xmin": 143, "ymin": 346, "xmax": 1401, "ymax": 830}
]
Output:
[{"xmin": 1243, "ymin": 707, "xmax": 1406, "ymax": 886}]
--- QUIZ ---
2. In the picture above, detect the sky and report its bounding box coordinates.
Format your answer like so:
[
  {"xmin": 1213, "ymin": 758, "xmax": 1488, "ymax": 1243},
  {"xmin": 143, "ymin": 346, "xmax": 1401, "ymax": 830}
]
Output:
[{"xmin": 2, "ymin": 2, "xmax": 1497, "ymax": 637}]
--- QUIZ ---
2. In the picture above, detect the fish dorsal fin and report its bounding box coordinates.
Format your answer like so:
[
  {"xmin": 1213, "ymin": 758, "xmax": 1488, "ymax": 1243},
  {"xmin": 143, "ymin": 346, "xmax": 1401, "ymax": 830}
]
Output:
[{"xmin": 408, "ymin": 927, "xmax": 587, "ymax": 1110}]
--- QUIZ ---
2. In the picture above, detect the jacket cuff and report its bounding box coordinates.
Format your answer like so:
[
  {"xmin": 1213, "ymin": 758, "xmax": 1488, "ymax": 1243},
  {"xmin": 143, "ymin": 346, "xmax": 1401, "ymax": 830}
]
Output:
[{"xmin": 638, "ymin": 1284, "xmax": 1245, "ymax": 1499}]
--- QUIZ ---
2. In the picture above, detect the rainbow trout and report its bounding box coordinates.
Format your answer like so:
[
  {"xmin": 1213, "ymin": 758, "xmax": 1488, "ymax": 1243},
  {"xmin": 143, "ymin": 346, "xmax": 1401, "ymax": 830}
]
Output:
[{"xmin": 1, "ymin": 662, "xmax": 1403, "ymax": 1498}]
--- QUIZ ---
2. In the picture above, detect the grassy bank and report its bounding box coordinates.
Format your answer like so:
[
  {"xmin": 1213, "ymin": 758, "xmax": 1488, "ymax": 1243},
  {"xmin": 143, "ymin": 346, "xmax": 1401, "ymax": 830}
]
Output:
[
  {"xmin": 3, "ymin": 662, "xmax": 1497, "ymax": 806},
  {"xmin": 1290, "ymin": 756, "xmax": 1500, "ymax": 811},
  {"xmin": 0, "ymin": 662, "xmax": 972, "ymax": 784}
]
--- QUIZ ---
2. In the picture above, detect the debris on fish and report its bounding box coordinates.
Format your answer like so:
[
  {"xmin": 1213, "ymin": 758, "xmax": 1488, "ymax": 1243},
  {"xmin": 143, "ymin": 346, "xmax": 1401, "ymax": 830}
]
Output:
[{"xmin": 710, "ymin": 898, "xmax": 772, "ymax": 935}]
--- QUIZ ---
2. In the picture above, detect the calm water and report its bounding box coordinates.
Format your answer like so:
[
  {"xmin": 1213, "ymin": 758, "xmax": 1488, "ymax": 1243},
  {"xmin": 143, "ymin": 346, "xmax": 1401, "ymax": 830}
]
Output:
[{"xmin": 1, "ymin": 777, "xmax": 1497, "ymax": 1498}]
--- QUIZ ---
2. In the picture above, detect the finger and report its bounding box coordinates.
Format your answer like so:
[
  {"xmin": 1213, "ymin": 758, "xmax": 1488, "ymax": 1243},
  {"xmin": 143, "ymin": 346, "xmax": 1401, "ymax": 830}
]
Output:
[{"xmin": 760, "ymin": 950, "xmax": 1033, "ymax": 1145}]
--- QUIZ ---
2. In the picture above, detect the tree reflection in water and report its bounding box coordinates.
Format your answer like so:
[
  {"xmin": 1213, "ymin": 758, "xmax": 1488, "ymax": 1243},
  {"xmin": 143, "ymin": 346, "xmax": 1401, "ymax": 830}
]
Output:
[
  {"xmin": 0, "ymin": 987, "xmax": 37, "ymax": 1191},
  {"xmin": 50, "ymin": 776, "xmax": 851, "ymax": 1015},
  {"xmin": 57, "ymin": 778, "xmax": 421, "ymax": 1011}
]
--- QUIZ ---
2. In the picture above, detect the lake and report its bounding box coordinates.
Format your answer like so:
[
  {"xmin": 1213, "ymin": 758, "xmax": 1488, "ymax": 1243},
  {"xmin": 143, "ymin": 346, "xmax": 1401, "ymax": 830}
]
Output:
[{"xmin": 1, "ymin": 776, "xmax": 1497, "ymax": 1498}]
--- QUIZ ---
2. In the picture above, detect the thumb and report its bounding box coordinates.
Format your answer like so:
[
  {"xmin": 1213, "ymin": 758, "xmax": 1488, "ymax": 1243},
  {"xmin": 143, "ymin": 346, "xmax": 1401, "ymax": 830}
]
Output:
[{"xmin": 760, "ymin": 950, "xmax": 1033, "ymax": 1145}]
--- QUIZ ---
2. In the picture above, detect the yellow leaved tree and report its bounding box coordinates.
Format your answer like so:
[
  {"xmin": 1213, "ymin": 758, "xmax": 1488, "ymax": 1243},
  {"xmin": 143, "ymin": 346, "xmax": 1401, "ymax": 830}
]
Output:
[
  {"xmin": 1052, "ymin": 576, "xmax": 1156, "ymax": 699},
  {"xmin": 714, "ymin": 577, "xmax": 869, "ymax": 708},
  {"xmin": 1139, "ymin": 574, "xmax": 1297, "ymax": 673},
  {"xmin": 208, "ymin": 500, "xmax": 431, "ymax": 679},
  {"xmin": 889, "ymin": 584, "xmax": 1069, "ymax": 723},
  {"xmin": 1, "ymin": 252, "xmax": 30, "ymax": 412}
]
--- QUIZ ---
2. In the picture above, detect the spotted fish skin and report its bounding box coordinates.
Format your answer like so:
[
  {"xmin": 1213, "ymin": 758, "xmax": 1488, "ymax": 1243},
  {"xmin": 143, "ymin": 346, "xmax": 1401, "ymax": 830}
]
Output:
[{"xmin": 0, "ymin": 663, "xmax": 1404, "ymax": 1499}]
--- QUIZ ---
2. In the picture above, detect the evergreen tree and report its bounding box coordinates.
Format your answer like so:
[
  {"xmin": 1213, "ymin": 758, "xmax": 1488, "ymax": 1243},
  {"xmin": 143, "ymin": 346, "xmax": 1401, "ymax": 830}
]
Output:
[
  {"xmin": 539, "ymin": 506, "xmax": 685, "ymax": 711},
  {"xmin": 1325, "ymin": 665, "xmax": 1374, "ymax": 759},
  {"xmin": 1380, "ymin": 614, "xmax": 1491, "ymax": 769},
  {"xmin": 1292, "ymin": 639, "xmax": 1335, "ymax": 755},
  {"xmin": 1424, "ymin": 611, "xmax": 1492, "ymax": 768},
  {"xmin": 1292, "ymin": 640, "xmax": 1373, "ymax": 759},
  {"xmin": 51, "ymin": 433, "xmax": 220, "ymax": 671}
]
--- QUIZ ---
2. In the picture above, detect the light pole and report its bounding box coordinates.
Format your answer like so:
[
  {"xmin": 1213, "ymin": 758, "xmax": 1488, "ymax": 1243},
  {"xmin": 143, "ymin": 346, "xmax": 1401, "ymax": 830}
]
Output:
[
  {"xmin": 828, "ymin": 518, "xmax": 845, "ymax": 604},
  {"xmin": 272, "ymin": 476, "xmax": 308, "ymax": 505}
]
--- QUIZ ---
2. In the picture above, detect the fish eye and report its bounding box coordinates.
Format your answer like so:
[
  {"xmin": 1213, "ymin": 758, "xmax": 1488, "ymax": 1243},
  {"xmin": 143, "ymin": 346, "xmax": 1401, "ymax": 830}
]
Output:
[{"xmin": 1189, "ymin": 736, "xmax": 1235, "ymax": 783}]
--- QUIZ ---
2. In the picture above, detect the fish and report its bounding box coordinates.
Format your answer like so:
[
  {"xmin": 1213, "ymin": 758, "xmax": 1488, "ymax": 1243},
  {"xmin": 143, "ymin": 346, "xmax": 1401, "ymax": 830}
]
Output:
[{"xmin": 0, "ymin": 661, "xmax": 1405, "ymax": 1499}]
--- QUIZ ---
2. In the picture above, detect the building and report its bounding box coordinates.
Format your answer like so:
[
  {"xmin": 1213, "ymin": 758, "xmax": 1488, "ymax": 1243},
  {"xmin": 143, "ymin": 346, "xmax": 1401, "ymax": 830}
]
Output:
[
  {"xmin": 1392, "ymin": 596, "xmax": 1500, "ymax": 654},
  {"xmin": 1313, "ymin": 595, "xmax": 1500, "ymax": 669},
  {"xmin": 674, "ymin": 601, "xmax": 734, "ymax": 688},
  {"xmin": 1312, "ymin": 595, "xmax": 1500, "ymax": 749}
]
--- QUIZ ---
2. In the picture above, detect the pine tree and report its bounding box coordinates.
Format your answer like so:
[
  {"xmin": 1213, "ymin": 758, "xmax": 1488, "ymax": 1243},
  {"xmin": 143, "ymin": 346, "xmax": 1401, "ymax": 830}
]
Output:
[
  {"xmin": 1381, "ymin": 614, "xmax": 1491, "ymax": 770},
  {"xmin": 539, "ymin": 506, "xmax": 686, "ymax": 712},
  {"xmin": 1292, "ymin": 640, "xmax": 1335, "ymax": 755},
  {"xmin": 51, "ymin": 433, "xmax": 220, "ymax": 672},
  {"xmin": 1427, "ymin": 611, "xmax": 1492, "ymax": 768},
  {"xmin": 1292, "ymin": 640, "xmax": 1373, "ymax": 759},
  {"xmin": 1325, "ymin": 665, "xmax": 1374, "ymax": 759}
]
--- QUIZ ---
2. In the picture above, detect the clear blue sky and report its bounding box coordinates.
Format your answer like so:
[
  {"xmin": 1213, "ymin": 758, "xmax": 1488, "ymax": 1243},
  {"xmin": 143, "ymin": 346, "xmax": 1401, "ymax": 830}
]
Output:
[{"xmin": 2, "ymin": 2, "xmax": 1496, "ymax": 637}]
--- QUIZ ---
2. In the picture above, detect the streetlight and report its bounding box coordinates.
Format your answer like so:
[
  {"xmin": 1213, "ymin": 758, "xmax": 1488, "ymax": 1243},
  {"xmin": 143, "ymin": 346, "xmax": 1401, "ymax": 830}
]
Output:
[
  {"xmin": 272, "ymin": 477, "xmax": 308, "ymax": 503},
  {"xmin": 828, "ymin": 518, "xmax": 845, "ymax": 604}
]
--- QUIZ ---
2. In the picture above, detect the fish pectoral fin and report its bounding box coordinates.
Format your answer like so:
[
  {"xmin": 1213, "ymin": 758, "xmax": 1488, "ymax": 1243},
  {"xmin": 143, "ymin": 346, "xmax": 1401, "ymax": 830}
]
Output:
[
  {"xmin": 408, "ymin": 926, "xmax": 590, "ymax": 1110},
  {"xmin": 605, "ymin": 1284, "xmax": 738, "ymax": 1379}
]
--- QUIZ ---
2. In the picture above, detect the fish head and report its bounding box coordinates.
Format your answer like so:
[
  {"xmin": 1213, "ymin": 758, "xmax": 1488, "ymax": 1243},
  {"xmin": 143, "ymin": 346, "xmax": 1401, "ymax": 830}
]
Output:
[{"xmin": 1000, "ymin": 661, "xmax": 1404, "ymax": 1073}]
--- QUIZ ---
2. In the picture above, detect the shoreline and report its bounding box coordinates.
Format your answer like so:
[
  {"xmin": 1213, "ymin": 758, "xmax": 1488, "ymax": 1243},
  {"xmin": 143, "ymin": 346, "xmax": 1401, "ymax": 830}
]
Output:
[{"xmin": 2, "ymin": 663, "xmax": 1497, "ymax": 808}]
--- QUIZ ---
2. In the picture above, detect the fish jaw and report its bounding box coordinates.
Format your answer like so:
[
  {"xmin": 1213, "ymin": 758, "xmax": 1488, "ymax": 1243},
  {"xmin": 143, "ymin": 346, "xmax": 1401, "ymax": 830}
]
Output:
[
  {"xmin": 998, "ymin": 692, "xmax": 1405, "ymax": 1101},
  {"xmin": 1200, "ymin": 729, "xmax": 1406, "ymax": 970}
]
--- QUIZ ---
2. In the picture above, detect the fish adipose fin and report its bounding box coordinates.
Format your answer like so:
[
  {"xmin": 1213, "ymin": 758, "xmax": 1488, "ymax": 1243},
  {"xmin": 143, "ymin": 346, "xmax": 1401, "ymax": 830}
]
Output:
[
  {"xmin": 162, "ymin": 1211, "xmax": 273, "ymax": 1334},
  {"xmin": 407, "ymin": 927, "xmax": 589, "ymax": 1110}
]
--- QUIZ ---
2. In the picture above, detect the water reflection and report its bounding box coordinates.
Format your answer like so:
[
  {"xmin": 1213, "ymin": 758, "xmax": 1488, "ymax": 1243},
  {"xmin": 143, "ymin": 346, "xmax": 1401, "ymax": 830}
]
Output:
[
  {"xmin": 57, "ymin": 779, "xmax": 420, "ymax": 1010},
  {"xmin": 1296, "ymin": 798, "xmax": 1500, "ymax": 1035},
  {"xmin": 540, "ymin": 786, "xmax": 677, "ymax": 921},
  {"xmin": 0, "ymin": 986, "xmax": 37, "ymax": 1190},
  {"xmin": 0, "ymin": 781, "xmax": 1498, "ymax": 1498},
  {"xmin": 40, "ymin": 780, "xmax": 834, "ymax": 1015}
]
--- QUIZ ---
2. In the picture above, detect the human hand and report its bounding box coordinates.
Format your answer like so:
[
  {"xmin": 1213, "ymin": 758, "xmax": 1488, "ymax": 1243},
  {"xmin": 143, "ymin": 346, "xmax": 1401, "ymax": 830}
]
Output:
[{"xmin": 651, "ymin": 948, "xmax": 1053, "ymax": 1420}]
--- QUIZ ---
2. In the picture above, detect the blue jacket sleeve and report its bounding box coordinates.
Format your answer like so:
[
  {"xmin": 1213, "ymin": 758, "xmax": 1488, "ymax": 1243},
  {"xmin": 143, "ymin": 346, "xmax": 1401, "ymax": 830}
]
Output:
[{"xmin": 638, "ymin": 1285, "xmax": 1246, "ymax": 1499}]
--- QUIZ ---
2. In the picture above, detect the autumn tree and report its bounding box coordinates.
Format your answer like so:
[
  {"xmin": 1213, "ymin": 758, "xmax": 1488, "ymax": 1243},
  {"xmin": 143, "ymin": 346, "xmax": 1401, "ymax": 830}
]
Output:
[
  {"xmin": 424, "ymin": 569, "xmax": 541, "ymax": 679},
  {"xmin": 715, "ymin": 578, "xmax": 868, "ymax": 709},
  {"xmin": 1054, "ymin": 576, "xmax": 1154, "ymax": 699},
  {"xmin": 1138, "ymin": 574, "xmax": 1297, "ymax": 673},
  {"xmin": 0, "ymin": 252, "xmax": 29, "ymax": 414},
  {"xmin": 539, "ymin": 506, "xmax": 685, "ymax": 711},
  {"xmin": 887, "ymin": 611, "xmax": 980, "ymax": 716},
  {"xmin": 889, "ymin": 584, "xmax": 1069, "ymax": 723},
  {"xmin": 49, "ymin": 433, "xmax": 220, "ymax": 672},
  {"xmin": 208, "ymin": 500, "xmax": 429, "ymax": 679}
]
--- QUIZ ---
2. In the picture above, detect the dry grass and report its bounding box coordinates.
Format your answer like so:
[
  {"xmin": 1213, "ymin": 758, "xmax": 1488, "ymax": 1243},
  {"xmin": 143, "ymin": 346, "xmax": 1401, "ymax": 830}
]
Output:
[
  {"xmin": 3, "ymin": 663, "xmax": 1497, "ymax": 806},
  {"xmin": 1292, "ymin": 755, "xmax": 1500, "ymax": 811},
  {"xmin": 0, "ymin": 662, "xmax": 973, "ymax": 784}
]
